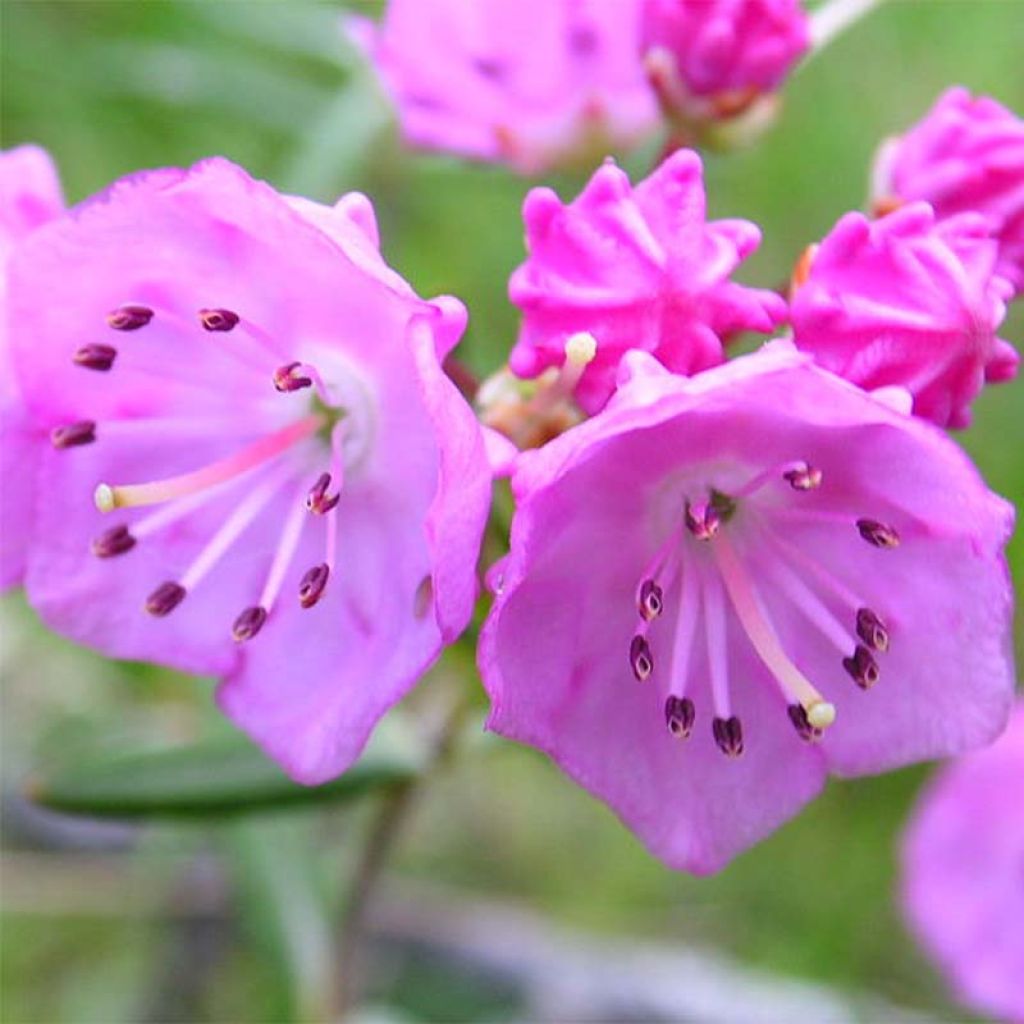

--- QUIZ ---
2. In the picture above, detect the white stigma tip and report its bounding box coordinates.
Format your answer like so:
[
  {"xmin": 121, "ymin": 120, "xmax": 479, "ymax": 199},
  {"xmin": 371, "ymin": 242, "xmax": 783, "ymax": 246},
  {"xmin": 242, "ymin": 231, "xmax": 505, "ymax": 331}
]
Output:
[
  {"xmin": 94, "ymin": 483, "xmax": 116, "ymax": 513},
  {"xmin": 806, "ymin": 701, "xmax": 836, "ymax": 730},
  {"xmin": 565, "ymin": 332, "xmax": 597, "ymax": 367}
]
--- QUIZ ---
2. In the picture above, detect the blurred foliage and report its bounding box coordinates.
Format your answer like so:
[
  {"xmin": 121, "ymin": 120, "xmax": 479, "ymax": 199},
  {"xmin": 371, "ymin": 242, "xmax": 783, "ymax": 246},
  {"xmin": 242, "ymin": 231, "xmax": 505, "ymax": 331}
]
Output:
[{"xmin": 1, "ymin": 0, "xmax": 1022, "ymax": 1021}]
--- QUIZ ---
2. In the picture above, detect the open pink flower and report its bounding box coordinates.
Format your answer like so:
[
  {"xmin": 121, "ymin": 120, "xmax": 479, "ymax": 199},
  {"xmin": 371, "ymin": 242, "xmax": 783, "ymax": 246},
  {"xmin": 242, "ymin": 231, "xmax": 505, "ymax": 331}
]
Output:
[
  {"xmin": 5, "ymin": 158, "xmax": 490, "ymax": 783},
  {"xmin": 872, "ymin": 87, "xmax": 1024, "ymax": 295},
  {"xmin": 346, "ymin": 0, "xmax": 659, "ymax": 175},
  {"xmin": 791, "ymin": 203, "xmax": 1017, "ymax": 429},
  {"xmin": 479, "ymin": 343, "xmax": 1014, "ymax": 873},
  {"xmin": 508, "ymin": 150, "xmax": 787, "ymax": 413},
  {"xmin": 1, "ymin": 145, "xmax": 65, "ymax": 589},
  {"xmin": 902, "ymin": 702, "xmax": 1024, "ymax": 1022}
]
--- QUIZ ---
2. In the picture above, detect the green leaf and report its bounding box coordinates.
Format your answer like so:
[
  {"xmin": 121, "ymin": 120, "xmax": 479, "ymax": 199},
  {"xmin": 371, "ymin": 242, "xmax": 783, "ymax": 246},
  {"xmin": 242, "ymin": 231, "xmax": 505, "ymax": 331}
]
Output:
[{"xmin": 26, "ymin": 721, "xmax": 422, "ymax": 820}]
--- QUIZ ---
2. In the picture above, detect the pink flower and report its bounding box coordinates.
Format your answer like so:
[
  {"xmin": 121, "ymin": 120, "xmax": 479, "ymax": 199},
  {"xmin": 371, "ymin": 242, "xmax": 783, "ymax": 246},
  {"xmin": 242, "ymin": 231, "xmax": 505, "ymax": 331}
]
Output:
[
  {"xmin": 0, "ymin": 145, "xmax": 65, "ymax": 589},
  {"xmin": 508, "ymin": 150, "xmax": 787, "ymax": 414},
  {"xmin": 790, "ymin": 203, "xmax": 1017, "ymax": 429},
  {"xmin": 872, "ymin": 87, "xmax": 1024, "ymax": 295},
  {"xmin": 346, "ymin": 0, "xmax": 659, "ymax": 175},
  {"xmin": 5, "ymin": 158, "xmax": 491, "ymax": 783},
  {"xmin": 902, "ymin": 702, "xmax": 1024, "ymax": 1022},
  {"xmin": 479, "ymin": 343, "xmax": 1014, "ymax": 873}
]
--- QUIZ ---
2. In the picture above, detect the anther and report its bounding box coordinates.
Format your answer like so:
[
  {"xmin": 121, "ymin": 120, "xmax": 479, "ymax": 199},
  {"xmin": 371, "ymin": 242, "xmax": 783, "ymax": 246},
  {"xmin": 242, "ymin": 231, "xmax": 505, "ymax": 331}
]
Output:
[
  {"xmin": 199, "ymin": 308, "xmax": 240, "ymax": 332},
  {"xmin": 274, "ymin": 362, "xmax": 313, "ymax": 393},
  {"xmin": 90, "ymin": 524, "xmax": 136, "ymax": 558},
  {"xmin": 106, "ymin": 305, "xmax": 153, "ymax": 331},
  {"xmin": 73, "ymin": 344, "xmax": 117, "ymax": 371},
  {"xmin": 305, "ymin": 472, "xmax": 340, "ymax": 515},
  {"xmin": 50, "ymin": 421, "xmax": 96, "ymax": 449},
  {"xmin": 665, "ymin": 696, "xmax": 695, "ymax": 739},
  {"xmin": 857, "ymin": 518, "xmax": 900, "ymax": 549},
  {"xmin": 638, "ymin": 579, "xmax": 664, "ymax": 623},
  {"xmin": 856, "ymin": 607, "xmax": 890, "ymax": 652},
  {"xmin": 629, "ymin": 635, "xmax": 654, "ymax": 682},
  {"xmin": 712, "ymin": 716, "xmax": 744, "ymax": 757},
  {"xmin": 685, "ymin": 501, "xmax": 720, "ymax": 541},
  {"xmin": 783, "ymin": 464, "xmax": 822, "ymax": 491},
  {"xmin": 299, "ymin": 564, "xmax": 330, "ymax": 609},
  {"xmin": 843, "ymin": 644, "xmax": 880, "ymax": 689},
  {"xmin": 232, "ymin": 605, "xmax": 268, "ymax": 642},
  {"xmin": 787, "ymin": 704, "xmax": 823, "ymax": 742},
  {"xmin": 145, "ymin": 581, "xmax": 186, "ymax": 617}
]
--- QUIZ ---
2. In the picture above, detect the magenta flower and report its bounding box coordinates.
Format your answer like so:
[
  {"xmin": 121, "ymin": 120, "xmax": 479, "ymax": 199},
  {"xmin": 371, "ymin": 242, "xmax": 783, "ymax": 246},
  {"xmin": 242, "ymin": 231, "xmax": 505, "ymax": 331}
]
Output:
[
  {"xmin": 508, "ymin": 150, "xmax": 787, "ymax": 414},
  {"xmin": 790, "ymin": 203, "xmax": 1017, "ymax": 429},
  {"xmin": 872, "ymin": 87, "xmax": 1024, "ymax": 295},
  {"xmin": 5, "ymin": 158, "xmax": 490, "ymax": 783},
  {"xmin": 346, "ymin": 0, "xmax": 659, "ymax": 175},
  {"xmin": 902, "ymin": 702, "xmax": 1024, "ymax": 1021},
  {"xmin": 479, "ymin": 343, "xmax": 1014, "ymax": 873},
  {"xmin": 1, "ymin": 144, "xmax": 64, "ymax": 589}
]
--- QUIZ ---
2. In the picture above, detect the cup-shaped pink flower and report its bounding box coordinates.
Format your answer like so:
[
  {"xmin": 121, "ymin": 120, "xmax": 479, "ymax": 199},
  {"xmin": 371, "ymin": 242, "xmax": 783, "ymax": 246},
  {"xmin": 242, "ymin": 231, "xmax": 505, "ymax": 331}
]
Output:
[
  {"xmin": 790, "ymin": 203, "xmax": 1017, "ymax": 429},
  {"xmin": 1, "ymin": 144, "xmax": 65, "ymax": 589},
  {"xmin": 345, "ymin": 0, "xmax": 659, "ymax": 175},
  {"xmin": 508, "ymin": 150, "xmax": 787, "ymax": 414},
  {"xmin": 872, "ymin": 87, "xmax": 1024, "ymax": 295},
  {"xmin": 479, "ymin": 343, "xmax": 1014, "ymax": 873},
  {"xmin": 902, "ymin": 702, "xmax": 1024, "ymax": 1022},
  {"xmin": 6, "ymin": 158, "xmax": 491, "ymax": 784}
]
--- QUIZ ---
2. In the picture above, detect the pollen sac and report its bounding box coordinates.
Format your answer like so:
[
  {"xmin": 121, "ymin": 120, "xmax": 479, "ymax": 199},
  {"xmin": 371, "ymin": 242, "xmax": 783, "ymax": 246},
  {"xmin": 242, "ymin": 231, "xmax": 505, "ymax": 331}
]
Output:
[
  {"xmin": 638, "ymin": 579, "xmax": 664, "ymax": 622},
  {"xmin": 685, "ymin": 501, "xmax": 720, "ymax": 541},
  {"xmin": 857, "ymin": 518, "xmax": 900, "ymax": 549},
  {"xmin": 712, "ymin": 715, "xmax": 744, "ymax": 757},
  {"xmin": 783, "ymin": 463, "xmax": 822, "ymax": 491},
  {"xmin": 629, "ymin": 634, "xmax": 654, "ymax": 681},
  {"xmin": 843, "ymin": 644, "xmax": 881, "ymax": 689},
  {"xmin": 145, "ymin": 581, "xmax": 186, "ymax": 617},
  {"xmin": 232, "ymin": 605, "xmax": 268, "ymax": 642},
  {"xmin": 73, "ymin": 343, "xmax": 117, "ymax": 371},
  {"xmin": 199, "ymin": 307, "xmax": 240, "ymax": 332},
  {"xmin": 106, "ymin": 304, "xmax": 153, "ymax": 331},
  {"xmin": 50, "ymin": 421, "xmax": 96, "ymax": 449},
  {"xmin": 299, "ymin": 564, "xmax": 330, "ymax": 608},
  {"xmin": 274, "ymin": 361, "xmax": 313, "ymax": 393},
  {"xmin": 856, "ymin": 607, "xmax": 890, "ymax": 652},
  {"xmin": 305, "ymin": 472, "xmax": 340, "ymax": 515},
  {"xmin": 665, "ymin": 696, "xmax": 695, "ymax": 739},
  {"xmin": 90, "ymin": 524, "xmax": 136, "ymax": 558},
  {"xmin": 787, "ymin": 704, "xmax": 823, "ymax": 742}
]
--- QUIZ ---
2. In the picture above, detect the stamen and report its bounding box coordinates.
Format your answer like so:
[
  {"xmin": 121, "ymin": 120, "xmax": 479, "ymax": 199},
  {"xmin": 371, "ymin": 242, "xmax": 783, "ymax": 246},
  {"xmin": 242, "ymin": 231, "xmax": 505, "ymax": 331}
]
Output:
[
  {"xmin": 299, "ymin": 564, "xmax": 330, "ymax": 609},
  {"xmin": 107, "ymin": 305, "xmax": 153, "ymax": 331},
  {"xmin": 51, "ymin": 421, "xmax": 96, "ymax": 449},
  {"xmin": 199, "ymin": 308, "xmax": 240, "ymax": 332},
  {"xmin": 638, "ymin": 579, "xmax": 664, "ymax": 623},
  {"xmin": 783, "ymin": 463, "xmax": 822, "ymax": 491},
  {"xmin": 232, "ymin": 606, "xmax": 267, "ymax": 642},
  {"xmin": 759, "ymin": 522, "xmax": 865, "ymax": 611},
  {"xmin": 712, "ymin": 716, "xmax": 744, "ymax": 758},
  {"xmin": 258, "ymin": 482, "xmax": 311, "ymax": 612},
  {"xmin": 91, "ymin": 524, "xmax": 136, "ymax": 558},
  {"xmin": 629, "ymin": 634, "xmax": 654, "ymax": 682},
  {"xmin": 145, "ymin": 581, "xmax": 186, "ymax": 617},
  {"xmin": 856, "ymin": 518, "xmax": 900, "ymax": 548},
  {"xmin": 787, "ymin": 704, "xmax": 823, "ymax": 742},
  {"xmin": 685, "ymin": 500, "xmax": 720, "ymax": 541},
  {"xmin": 843, "ymin": 645, "xmax": 880, "ymax": 690},
  {"xmin": 73, "ymin": 344, "xmax": 117, "ymax": 371},
  {"xmin": 306, "ymin": 472, "xmax": 340, "ymax": 515},
  {"xmin": 665, "ymin": 696, "xmax": 695, "ymax": 739},
  {"xmin": 734, "ymin": 460, "xmax": 819, "ymax": 499},
  {"xmin": 273, "ymin": 362, "xmax": 313, "ymax": 393},
  {"xmin": 856, "ymin": 607, "xmax": 890, "ymax": 652},
  {"xmin": 703, "ymin": 569, "xmax": 731, "ymax": 718},
  {"xmin": 94, "ymin": 414, "xmax": 320, "ymax": 512},
  {"xmin": 667, "ymin": 560, "xmax": 700, "ymax": 698}
]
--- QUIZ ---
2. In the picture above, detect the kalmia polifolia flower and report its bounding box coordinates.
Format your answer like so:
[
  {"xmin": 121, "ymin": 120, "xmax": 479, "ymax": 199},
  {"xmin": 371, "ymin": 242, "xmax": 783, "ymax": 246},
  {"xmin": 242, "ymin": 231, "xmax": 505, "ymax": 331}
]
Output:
[
  {"xmin": 872, "ymin": 87, "xmax": 1024, "ymax": 295},
  {"xmin": 902, "ymin": 702, "xmax": 1024, "ymax": 1022},
  {"xmin": 5, "ymin": 158, "xmax": 490, "ymax": 783},
  {"xmin": 479, "ymin": 342, "xmax": 1014, "ymax": 873},
  {"xmin": 642, "ymin": 0, "xmax": 810, "ymax": 146},
  {"xmin": 790, "ymin": 203, "xmax": 1018, "ymax": 429},
  {"xmin": 345, "ymin": 0, "xmax": 659, "ymax": 175},
  {"xmin": 1, "ymin": 145, "xmax": 64, "ymax": 588},
  {"xmin": 508, "ymin": 149, "xmax": 787, "ymax": 414}
]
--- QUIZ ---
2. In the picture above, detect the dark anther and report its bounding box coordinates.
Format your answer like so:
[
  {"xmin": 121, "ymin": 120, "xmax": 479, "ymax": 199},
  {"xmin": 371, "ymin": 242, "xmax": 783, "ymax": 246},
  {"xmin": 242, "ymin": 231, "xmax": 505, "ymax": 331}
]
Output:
[
  {"xmin": 106, "ymin": 305, "xmax": 153, "ymax": 331},
  {"xmin": 199, "ymin": 308, "xmax": 240, "ymax": 332},
  {"xmin": 665, "ymin": 696, "xmax": 695, "ymax": 739},
  {"xmin": 638, "ymin": 579, "xmax": 664, "ymax": 623},
  {"xmin": 843, "ymin": 644, "xmax": 880, "ymax": 690},
  {"xmin": 856, "ymin": 607, "xmax": 890, "ymax": 653},
  {"xmin": 856, "ymin": 518, "xmax": 900, "ymax": 549},
  {"xmin": 712, "ymin": 716, "xmax": 744, "ymax": 757},
  {"xmin": 232, "ymin": 605, "xmax": 268, "ymax": 642},
  {"xmin": 299, "ymin": 564, "xmax": 330, "ymax": 609},
  {"xmin": 787, "ymin": 704, "xmax": 823, "ymax": 742},
  {"xmin": 629, "ymin": 635, "xmax": 654, "ymax": 682},
  {"xmin": 783, "ymin": 464, "xmax": 822, "ymax": 491},
  {"xmin": 306, "ymin": 472, "xmax": 340, "ymax": 515},
  {"xmin": 73, "ymin": 344, "xmax": 117, "ymax": 371},
  {"xmin": 685, "ymin": 501, "xmax": 721, "ymax": 541},
  {"xmin": 145, "ymin": 581, "xmax": 186, "ymax": 617},
  {"xmin": 50, "ymin": 421, "xmax": 96, "ymax": 449},
  {"xmin": 91, "ymin": 524, "xmax": 136, "ymax": 558},
  {"xmin": 274, "ymin": 361, "xmax": 313, "ymax": 393}
]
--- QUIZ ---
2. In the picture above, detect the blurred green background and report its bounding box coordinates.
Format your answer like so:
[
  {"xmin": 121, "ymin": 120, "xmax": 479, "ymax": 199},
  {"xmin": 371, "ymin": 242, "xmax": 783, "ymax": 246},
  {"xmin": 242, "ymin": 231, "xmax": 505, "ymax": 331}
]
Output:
[{"xmin": 1, "ymin": 1, "xmax": 1022, "ymax": 1021}]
